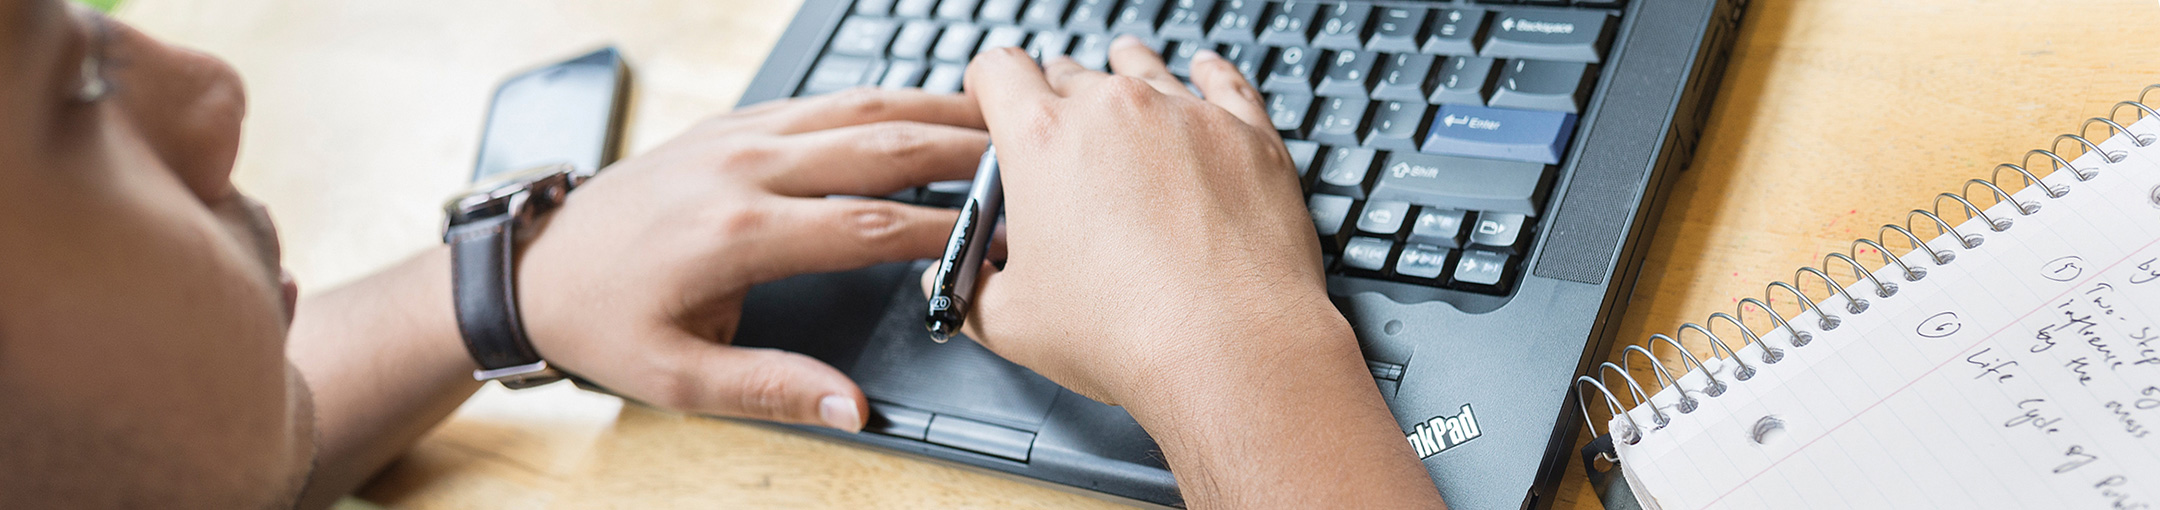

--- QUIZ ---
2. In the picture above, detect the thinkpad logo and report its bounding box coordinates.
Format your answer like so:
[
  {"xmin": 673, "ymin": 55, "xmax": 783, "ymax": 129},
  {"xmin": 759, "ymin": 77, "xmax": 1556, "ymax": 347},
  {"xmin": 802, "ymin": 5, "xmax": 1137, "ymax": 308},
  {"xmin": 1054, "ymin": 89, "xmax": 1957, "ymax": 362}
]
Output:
[{"xmin": 1405, "ymin": 404, "xmax": 1483, "ymax": 459}]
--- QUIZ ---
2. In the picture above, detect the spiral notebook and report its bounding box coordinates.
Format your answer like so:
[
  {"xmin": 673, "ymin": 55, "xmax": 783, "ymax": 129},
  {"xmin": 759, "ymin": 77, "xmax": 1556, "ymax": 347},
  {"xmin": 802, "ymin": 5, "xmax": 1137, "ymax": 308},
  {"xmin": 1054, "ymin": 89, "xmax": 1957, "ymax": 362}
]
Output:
[{"xmin": 1586, "ymin": 87, "xmax": 2160, "ymax": 510}]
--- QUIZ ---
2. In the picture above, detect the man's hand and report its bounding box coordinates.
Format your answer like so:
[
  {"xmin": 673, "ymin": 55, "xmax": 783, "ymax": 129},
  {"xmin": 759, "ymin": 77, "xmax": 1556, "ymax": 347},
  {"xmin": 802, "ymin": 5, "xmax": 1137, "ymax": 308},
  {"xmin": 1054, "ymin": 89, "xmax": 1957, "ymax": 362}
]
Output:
[
  {"xmin": 941, "ymin": 36, "xmax": 1341, "ymax": 416},
  {"xmin": 939, "ymin": 39, "xmax": 1446, "ymax": 508},
  {"xmin": 515, "ymin": 88, "xmax": 990, "ymax": 431}
]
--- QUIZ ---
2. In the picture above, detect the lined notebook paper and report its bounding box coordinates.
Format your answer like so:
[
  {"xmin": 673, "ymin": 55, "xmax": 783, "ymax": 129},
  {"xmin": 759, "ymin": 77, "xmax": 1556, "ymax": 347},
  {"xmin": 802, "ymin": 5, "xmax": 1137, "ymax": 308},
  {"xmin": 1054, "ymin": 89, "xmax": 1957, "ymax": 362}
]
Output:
[{"xmin": 1598, "ymin": 92, "xmax": 2160, "ymax": 510}]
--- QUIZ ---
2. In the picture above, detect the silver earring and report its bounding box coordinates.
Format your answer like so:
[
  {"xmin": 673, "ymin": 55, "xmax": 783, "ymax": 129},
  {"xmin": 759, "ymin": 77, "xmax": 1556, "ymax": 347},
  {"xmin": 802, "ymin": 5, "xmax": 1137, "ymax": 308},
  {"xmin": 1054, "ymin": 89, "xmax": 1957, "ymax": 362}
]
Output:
[
  {"xmin": 75, "ymin": 16, "xmax": 111, "ymax": 104},
  {"xmin": 75, "ymin": 53, "xmax": 107, "ymax": 103}
]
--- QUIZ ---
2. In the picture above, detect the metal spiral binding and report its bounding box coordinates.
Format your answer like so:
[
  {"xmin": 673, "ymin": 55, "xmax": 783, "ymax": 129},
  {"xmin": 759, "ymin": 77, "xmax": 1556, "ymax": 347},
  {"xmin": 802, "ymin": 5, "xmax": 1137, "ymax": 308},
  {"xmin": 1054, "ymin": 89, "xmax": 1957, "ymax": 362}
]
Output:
[
  {"xmin": 1708, "ymin": 311, "xmax": 1781, "ymax": 364},
  {"xmin": 1577, "ymin": 87, "xmax": 2153, "ymax": 442}
]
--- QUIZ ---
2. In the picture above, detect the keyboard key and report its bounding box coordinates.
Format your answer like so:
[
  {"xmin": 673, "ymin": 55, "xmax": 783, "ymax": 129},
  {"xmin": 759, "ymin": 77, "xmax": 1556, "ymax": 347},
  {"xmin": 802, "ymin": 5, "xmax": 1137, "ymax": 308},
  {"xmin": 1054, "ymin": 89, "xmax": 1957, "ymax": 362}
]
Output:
[
  {"xmin": 802, "ymin": 56, "xmax": 884, "ymax": 95},
  {"xmin": 1159, "ymin": 0, "xmax": 1212, "ymax": 40},
  {"xmin": 1357, "ymin": 200, "xmax": 1410, "ymax": 235},
  {"xmin": 1371, "ymin": 151, "xmax": 1550, "ymax": 215},
  {"xmin": 891, "ymin": 20, "xmax": 943, "ymax": 60},
  {"xmin": 933, "ymin": 24, "xmax": 985, "ymax": 62},
  {"xmin": 978, "ymin": 0, "xmax": 1026, "ymax": 23},
  {"xmin": 894, "ymin": 0, "xmax": 939, "ymax": 18},
  {"xmin": 1366, "ymin": 7, "xmax": 1426, "ymax": 53},
  {"xmin": 1314, "ymin": 146, "xmax": 1378, "ymax": 198},
  {"xmin": 1266, "ymin": 93, "xmax": 1314, "ymax": 132},
  {"xmin": 923, "ymin": 62, "xmax": 968, "ymax": 93},
  {"xmin": 1428, "ymin": 56, "xmax": 1498, "ymax": 105},
  {"xmin": 979, "ymin": 26, "xmax": 1030, "ymax": 54},
  {"xmin": 1408, "ymin": 207, "xmax": 1467, "ymax": 247},
  {"xmin": 1165, "ymin": 40, "xmax": 1203, "ymax": 77},
  {"xmin": 1207, "ymin": 0, "xmax": 1266, "ymax": 43},
  {"xmin": 1483, "ymin": 8, "xmax": 1613, "ymax": 63},
  {"xmin": 1308, "ymin": 96, "xmax": 1370, "ymax": 146},
  {"xmin": 1395, "ymin": 244, "xmax": 1450, "ymax": 279},
  {"xmin": 880, "ymin": 59, "xmax": 929, "ymax": 88},
  {"xmin": 1285, "ymin": 139, "xmax": 1321, "ymax": 177},
  {"xmin": 1261, "ymin": 46, "xmax": 1318, "ymax": 94},
  {"xmin": 1422, "ymin": 8, "xmax": 1487, "ymax": 55},
  {"xmin": 1342, "ymin": 237, "xmax": 1395, "ymax": 271},
  {"xmin": 937, "ymin": 0, "xmax": 983, "ymax": 21},
  {"xmin": 1219, "ymin": 43, "xmax": 1268, "ymax": 81},
  {"xmin": 1072, "ymin": 33, "xmax": 1115, "ymax": 70},
  {"xmin": 1452, "ymin": 249, "xmax": 1510, "ymax": 286},
  {"xmin": 1112, "ymin": 0, "xmax": 1170, "ymax": 35},
  {"xmin": 1308, "ymin": 194, "xmax": 1355, "ymax": 247},
  {"xmin": 1315, "ymin": 50, "xmax": 1376, "ymax": 97},
  {"xmin": 1422, "ymin": 104, "xmax": 1576, "ymax": 164},
  {"xmin": 1469, "ymin": 211, "xmax": 1528, "ymax": 253},
  {"xmin": 832, "ymin": 18, "xmax": 901, "ymax": 57},
  {"xmin": 1362, "ymin": 100, "xmax": 1427, "ymax": 151},
  {"xmin": 1022, "ymin": 0, "xmax": 1072, "ymax": 28},
  {"xmin": 858, "ymin": 0, "xmax": 899, "ymax": 16},
  {"xmin": 1066, "ymin": 0, "xmax": 1117, "ymax": 32},
  {"xmin": 1370, "ymin": 53, "xmax": 1436, "ymax": 102},
  {"xmin": 1311, "ymin": 2, "xmax": 1372, "ymax": 50},
  {"xmin": 1026, "ymin": 31, "xmax": 1073, "ymax": 58},
  {"xmin": 1258, "ymin": 0, "xmax": 1319, "ymax": 46},
  {"xmin": 1490, "ymin": 59, "xmax": 1593, "ymax": 113}
]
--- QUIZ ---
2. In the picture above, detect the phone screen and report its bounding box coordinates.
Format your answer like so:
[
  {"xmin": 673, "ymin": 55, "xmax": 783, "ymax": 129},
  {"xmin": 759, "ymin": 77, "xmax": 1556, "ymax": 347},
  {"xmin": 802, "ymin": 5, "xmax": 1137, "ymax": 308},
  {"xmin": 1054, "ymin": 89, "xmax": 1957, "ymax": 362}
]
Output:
[{"xmin": 472, "ymin": 47, "xmax": 630, "ymax": 181}]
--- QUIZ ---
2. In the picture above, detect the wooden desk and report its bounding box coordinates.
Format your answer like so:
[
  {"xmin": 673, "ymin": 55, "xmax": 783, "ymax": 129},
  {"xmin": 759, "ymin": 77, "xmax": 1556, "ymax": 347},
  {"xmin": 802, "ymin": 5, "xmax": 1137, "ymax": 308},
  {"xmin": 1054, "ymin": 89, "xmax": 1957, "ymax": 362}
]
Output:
[{"xmin": 115, "ymin": 0, "xmax": 2160, "ymax": 507}]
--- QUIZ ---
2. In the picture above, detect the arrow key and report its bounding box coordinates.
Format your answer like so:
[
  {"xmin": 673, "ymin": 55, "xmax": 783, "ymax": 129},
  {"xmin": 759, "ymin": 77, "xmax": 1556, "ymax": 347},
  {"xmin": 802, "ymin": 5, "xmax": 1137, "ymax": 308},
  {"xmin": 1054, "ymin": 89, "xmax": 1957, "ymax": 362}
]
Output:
[
  {"xmin": 1450, "ymin": 249, "xmax": 1511, "ymax": 287},
  {"xmin": 1407, "ymin": 207, "xmax": 1466, "ymax": 248}
]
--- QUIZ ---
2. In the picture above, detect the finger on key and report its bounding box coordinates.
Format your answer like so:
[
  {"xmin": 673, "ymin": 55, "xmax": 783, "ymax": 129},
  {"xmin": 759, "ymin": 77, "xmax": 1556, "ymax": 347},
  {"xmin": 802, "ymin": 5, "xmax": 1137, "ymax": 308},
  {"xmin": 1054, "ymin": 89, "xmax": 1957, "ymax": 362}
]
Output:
[
  {"xmin": 1106, "ymin": 35, "xmax": 1193, "ymax": 98},
  {"xmin": 762, "ymin": 121, "xmax": 991, "ymax": 198},
  {"xmin": 1042, "ymin": 55, "xmax": 1106, "ymax": 97},
  {"xmin": 965, "ymin": 47, "xmax": 1062, "ymax": 131},
  {"xmin": 1188, "ymin": 50, "xmax": 1271, "ymax": 129},
  {"xmin": 747, "ymin": 88, "xmax": 988, "ymax": 135}
]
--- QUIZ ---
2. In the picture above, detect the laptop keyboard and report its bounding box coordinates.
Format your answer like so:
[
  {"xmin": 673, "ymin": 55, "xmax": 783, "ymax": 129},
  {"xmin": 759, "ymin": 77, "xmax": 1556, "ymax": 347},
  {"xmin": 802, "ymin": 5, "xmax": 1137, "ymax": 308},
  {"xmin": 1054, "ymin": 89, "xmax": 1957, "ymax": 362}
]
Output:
[{"xmin": 798, "ymin": 0, "xmax": 1623, "ymax": 296}]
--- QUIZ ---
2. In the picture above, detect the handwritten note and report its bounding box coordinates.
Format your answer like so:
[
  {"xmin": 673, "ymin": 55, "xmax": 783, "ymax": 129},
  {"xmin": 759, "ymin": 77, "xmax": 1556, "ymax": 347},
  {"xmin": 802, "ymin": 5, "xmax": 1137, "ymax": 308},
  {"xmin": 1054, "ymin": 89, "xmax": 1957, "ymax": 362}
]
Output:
[{"xmin": 1611, "ymin": 114, "xmax": 2160, "ymax": 510}]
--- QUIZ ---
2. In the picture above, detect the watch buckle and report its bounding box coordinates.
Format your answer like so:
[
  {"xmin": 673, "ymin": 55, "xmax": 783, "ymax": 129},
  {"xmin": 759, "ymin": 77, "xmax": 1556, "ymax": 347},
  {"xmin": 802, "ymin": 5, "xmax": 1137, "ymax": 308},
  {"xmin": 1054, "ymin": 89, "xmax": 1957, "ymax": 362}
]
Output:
[{"xmin": 474, "ymin": 360, "xmax": 562, "ymax": 389}]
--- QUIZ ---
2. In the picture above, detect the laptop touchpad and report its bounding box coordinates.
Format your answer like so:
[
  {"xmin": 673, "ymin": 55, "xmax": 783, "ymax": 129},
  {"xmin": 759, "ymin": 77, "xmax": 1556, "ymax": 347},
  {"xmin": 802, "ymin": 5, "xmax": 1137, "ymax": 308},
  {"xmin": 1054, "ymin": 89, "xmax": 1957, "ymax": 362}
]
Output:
[{"xmin": 735, "ymin": 260, "xmax": 1064, "ymax": 430}]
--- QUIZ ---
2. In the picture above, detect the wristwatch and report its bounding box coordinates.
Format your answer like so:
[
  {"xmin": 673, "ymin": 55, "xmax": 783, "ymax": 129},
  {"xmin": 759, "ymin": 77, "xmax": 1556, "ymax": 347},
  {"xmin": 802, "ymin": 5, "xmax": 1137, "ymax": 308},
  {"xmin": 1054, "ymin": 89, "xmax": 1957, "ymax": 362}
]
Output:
[{"xmin": 443, "ymin": 163, "xmax": 589, "ymax": 389}]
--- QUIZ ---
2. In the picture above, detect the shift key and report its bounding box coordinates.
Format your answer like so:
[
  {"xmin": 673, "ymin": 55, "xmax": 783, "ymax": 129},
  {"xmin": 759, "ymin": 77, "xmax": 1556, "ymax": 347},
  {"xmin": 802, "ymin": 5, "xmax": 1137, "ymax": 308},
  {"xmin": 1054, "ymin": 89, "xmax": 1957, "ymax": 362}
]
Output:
[
  {"xmin": 1370, "ymin": 152, "xmax": 1552, "ymax": 216},
  {"xmin": 1421, "ymin": 104, "xmax": 1577, "ymax": 164}
]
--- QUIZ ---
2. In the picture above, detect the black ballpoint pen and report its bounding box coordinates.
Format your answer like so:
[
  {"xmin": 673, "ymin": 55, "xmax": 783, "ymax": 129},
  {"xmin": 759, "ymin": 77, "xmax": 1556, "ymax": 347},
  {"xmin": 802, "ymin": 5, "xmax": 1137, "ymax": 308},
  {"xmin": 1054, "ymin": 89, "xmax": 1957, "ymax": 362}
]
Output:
[{"xmin": 925, "ymin": 144, "xmax": 1002, "ymax": 343}]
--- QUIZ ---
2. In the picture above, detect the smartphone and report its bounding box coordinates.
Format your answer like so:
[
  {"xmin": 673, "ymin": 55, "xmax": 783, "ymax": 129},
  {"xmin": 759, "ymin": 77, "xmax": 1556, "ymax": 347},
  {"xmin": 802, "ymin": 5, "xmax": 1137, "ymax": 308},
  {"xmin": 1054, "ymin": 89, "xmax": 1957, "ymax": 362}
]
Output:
[{"xmin": 472, "ymin": 47, "xmax": 632, "ymax": 181}]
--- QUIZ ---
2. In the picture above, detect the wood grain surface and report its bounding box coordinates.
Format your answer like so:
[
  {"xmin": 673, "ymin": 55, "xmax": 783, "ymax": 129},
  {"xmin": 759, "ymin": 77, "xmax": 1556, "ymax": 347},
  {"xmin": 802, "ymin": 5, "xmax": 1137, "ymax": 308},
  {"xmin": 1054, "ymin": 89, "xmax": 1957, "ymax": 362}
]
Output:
[{"xmin": 112, "ymin": 0, "xmax": 2160, "ymax": 507}]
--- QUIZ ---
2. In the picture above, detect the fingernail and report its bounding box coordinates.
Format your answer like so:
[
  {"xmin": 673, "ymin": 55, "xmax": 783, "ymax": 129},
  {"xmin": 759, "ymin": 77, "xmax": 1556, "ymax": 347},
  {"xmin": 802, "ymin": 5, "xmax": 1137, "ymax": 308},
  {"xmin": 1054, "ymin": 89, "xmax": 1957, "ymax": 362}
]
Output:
[
  {"xmin": 1194, "ymin": 49, "xmax": 1222, "ymax": 62},
  {"xmin": 819, "ymin": 395, "xmax": 863, "ymax": 433},
  {"xmin": 1047, "ymin": 54, "xmax": 1077, "ymax": 65},
  {"xmin": 1112, "ymin": 35, "xmax": 1142, "ymax": 48}
]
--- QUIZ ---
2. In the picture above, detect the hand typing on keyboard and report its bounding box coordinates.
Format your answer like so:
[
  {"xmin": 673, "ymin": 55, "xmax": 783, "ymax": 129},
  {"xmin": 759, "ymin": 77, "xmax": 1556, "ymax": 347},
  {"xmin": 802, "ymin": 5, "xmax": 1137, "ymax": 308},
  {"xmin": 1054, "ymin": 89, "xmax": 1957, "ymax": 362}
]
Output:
[{"xmin": 921, "ymin": 39, "xmax": 1443, "ymax": 508}]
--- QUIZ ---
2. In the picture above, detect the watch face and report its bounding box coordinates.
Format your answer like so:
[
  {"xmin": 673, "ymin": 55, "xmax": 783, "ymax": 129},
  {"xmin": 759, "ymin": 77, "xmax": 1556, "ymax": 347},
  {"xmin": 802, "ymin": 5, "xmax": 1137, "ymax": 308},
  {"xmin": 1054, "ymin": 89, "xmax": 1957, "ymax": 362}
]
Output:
[
  {"xmin": 472, "ymin": 162, "xmax": 574, "ymax": 195},
  {"xmin": 444, "ymin": 163, "xmax": 576, "ymax": 221}
]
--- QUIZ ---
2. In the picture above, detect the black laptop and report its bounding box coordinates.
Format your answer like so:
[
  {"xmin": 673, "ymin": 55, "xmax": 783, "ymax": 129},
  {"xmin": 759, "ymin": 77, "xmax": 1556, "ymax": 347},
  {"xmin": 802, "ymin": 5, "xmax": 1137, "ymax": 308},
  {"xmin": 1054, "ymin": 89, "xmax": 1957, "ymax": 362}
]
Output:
[{"xmin": 730, "ymin": 0, "xmax": 1747, "ymax": 507}]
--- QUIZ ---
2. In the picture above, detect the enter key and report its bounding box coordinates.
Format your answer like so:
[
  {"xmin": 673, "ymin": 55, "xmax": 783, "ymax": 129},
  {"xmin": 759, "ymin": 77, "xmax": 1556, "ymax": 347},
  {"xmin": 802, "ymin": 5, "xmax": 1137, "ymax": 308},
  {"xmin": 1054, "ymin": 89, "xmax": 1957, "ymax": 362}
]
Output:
[{"xmin": 1419, "ymin": 103, "xmax": 1577, "ymax": 165}]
